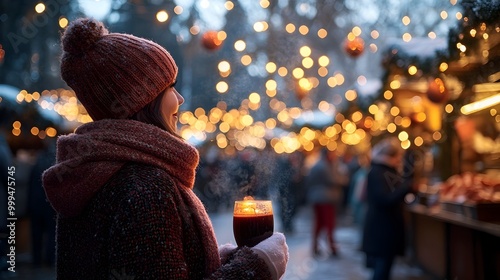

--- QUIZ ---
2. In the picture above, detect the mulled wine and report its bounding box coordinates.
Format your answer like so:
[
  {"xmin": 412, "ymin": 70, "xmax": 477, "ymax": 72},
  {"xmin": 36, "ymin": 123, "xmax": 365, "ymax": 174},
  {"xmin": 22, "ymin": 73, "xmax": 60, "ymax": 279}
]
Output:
[{"xmin": 233, "ymin": 197, "xmax": 274, "ymax": 247}]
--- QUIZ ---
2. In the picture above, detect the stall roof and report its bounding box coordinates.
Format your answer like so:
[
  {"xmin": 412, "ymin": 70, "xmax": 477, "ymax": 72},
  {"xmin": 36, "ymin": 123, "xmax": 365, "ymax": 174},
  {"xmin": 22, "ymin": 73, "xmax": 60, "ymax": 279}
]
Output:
[{"xmin": 386, "ymin": 37, "xmax": 447, "ymax": 58}]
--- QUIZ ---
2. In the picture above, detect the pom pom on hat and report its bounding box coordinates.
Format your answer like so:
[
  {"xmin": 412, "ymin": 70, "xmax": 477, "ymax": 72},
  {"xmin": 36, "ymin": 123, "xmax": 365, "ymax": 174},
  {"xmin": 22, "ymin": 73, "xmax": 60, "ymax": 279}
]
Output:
[
  {"xmin": 61, "ymin": 18, "xmax": 108, "ymax": 56},
  {"xmin": 60, "ymin": 18, "xmax": 178, "ymax": 121}
]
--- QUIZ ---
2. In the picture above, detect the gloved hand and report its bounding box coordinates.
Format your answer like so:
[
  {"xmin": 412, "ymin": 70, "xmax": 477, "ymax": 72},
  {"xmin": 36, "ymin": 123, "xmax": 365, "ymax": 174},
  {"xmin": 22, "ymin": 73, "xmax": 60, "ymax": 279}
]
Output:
[
  {"xmin": 218, "ymin": 243, "xmax": 237, "ymax": 264},
  {"xmin": 251, "ymin": 232, "xmax": 289, "ymax": 280}
]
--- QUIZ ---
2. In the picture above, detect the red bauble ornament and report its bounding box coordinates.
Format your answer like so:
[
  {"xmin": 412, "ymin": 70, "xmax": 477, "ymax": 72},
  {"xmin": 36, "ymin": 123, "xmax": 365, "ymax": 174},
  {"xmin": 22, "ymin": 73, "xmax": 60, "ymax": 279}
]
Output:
[
  {"xmin": 344, "ymin": 37, "xmax": 365, "ymax": 58},
  {"xmin": 201, "ymin": 31, "xmax": 223, "ymax": 50},
  {"xmin": 426, "ymin": 78, "xmax": 449, "ymax": 104}
]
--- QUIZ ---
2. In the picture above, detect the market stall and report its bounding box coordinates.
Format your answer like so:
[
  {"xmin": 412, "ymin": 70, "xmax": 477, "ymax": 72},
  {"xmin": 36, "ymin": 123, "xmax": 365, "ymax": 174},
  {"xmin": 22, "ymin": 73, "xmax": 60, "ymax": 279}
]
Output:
[
  {"xmin": 407, "ymin": 203, "xmax": 500, "ymax": 279},
  {"xmin": 401, "ymin": 2, "xmax": 500, "ymax": 279},
  {"xmin": 408, "ymin": 171, "xmax": 500, "ymax": 279}
]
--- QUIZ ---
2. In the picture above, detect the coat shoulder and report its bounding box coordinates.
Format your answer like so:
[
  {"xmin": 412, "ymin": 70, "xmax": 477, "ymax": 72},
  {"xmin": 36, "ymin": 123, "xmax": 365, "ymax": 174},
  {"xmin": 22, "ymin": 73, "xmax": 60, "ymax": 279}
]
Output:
[
  {"xmin": 108, "ymin": 162, "xmax": 175, "ymax": 192},
  {"xmin": 93, "ymin": 163, "xmax": 179, "ymax": 213}
]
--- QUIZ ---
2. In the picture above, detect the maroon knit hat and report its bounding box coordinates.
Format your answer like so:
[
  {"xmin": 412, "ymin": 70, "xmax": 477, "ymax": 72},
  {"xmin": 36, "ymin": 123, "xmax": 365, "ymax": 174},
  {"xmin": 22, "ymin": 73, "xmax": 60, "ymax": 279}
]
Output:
[{"xmin": 60, "ymin": 18, "xmax": 178, "ymax": 120}]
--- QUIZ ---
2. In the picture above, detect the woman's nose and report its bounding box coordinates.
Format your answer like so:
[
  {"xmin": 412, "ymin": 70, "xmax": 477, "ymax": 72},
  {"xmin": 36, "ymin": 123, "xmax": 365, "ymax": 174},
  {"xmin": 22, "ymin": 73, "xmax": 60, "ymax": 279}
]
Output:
[{"xmin": 176, "ymin": 90, "xmax": 184, "ymax": 105}]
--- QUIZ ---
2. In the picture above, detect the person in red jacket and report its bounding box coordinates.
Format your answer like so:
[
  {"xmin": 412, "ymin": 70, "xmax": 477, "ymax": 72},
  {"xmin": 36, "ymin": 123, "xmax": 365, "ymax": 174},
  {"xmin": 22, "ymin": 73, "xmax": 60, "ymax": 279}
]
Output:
[{"xmin": 42, "ymin": 18, "xmax": 288, "ymax": 280}]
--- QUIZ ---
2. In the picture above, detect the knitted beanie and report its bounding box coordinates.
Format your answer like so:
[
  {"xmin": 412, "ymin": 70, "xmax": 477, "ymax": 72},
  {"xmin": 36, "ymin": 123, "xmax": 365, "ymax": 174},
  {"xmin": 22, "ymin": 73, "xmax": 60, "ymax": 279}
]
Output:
[{"xmin": 60, "ymin": 18, "xmax": 178, "ymax": 120}]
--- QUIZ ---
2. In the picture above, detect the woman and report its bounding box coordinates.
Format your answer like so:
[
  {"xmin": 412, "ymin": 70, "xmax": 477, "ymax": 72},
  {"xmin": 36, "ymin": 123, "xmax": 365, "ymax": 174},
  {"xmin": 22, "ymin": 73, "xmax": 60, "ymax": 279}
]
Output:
[
  {"xmin": 361, "ymin": 137, "xmax": 414, "ymax": 280},
  {"xmin": 42, "ymin": 18, "xmax": 288, "ymax": 279}
]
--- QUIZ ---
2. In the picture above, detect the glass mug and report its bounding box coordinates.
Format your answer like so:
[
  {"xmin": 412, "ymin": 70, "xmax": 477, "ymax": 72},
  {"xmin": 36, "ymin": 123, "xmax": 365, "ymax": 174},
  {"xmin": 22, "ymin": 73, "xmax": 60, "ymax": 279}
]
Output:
[{"xmin": 233, "ymin": 196, "xmax": 274, "ymax": 247}]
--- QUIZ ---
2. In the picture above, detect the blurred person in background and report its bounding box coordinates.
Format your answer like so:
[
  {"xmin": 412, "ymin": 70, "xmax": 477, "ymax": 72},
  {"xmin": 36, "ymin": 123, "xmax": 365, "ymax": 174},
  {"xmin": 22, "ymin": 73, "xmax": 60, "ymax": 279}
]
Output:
[
  {"xmin": 361, "ymin": 137, "xmax": 415, "ymax": 280},
  {"xmin": 275, "ymin": 152, "xmax": 296, "ymax": 234},
  {"xmin": 349, "ymin": 153, "xmax": 370, "ymax": 228},
  {"xmin": 28, "ymin": 138, "xmax": 57, "ymax": 267},
  {"xmin": 340, "ymin": 148, "xmax": 360, "ymax": 214},
  {"xmin": 306, "ymin": 148, "xmax": 348, "ymax": 257}
]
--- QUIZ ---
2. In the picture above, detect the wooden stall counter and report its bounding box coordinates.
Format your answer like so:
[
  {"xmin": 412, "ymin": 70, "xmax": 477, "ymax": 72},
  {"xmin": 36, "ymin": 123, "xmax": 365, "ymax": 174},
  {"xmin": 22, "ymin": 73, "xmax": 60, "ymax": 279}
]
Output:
[{"xmin": 406, "ymin": 204, "xmax": 500, "ymax": 280}]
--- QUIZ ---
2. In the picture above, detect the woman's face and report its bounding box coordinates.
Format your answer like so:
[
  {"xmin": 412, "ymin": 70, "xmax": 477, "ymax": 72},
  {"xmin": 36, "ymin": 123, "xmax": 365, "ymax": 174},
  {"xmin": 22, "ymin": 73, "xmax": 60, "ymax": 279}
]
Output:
[
  {"xmin": 391, "ymin": 151, "xmax": 404, "ymax": 170},
  {"xmin": 160, "ymin": 82, "xmax": 184, "ymax": 133}
]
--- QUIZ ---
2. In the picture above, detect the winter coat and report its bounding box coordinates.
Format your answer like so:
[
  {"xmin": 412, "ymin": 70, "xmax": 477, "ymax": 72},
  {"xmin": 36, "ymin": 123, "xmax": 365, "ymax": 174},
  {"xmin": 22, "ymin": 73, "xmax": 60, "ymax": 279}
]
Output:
[
  {"xmin": 305, "ymin": 154, "xmax": 346, "ymax": 205},
  {"xmin": 361, "ymin": 161, "xmax": 412, "ymax": 257},
  {"xmin": 42, "ymin": 119, "xmax": 271, "ymax": 280}
]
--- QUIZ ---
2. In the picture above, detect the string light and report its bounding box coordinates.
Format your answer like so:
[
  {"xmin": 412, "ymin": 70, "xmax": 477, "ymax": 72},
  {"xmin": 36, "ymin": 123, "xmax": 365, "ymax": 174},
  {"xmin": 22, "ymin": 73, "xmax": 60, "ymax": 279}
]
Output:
[
  {"xmin": 7, "ymin": 1, "xmax": 470, "ymax": 153},
  {"xmin": 35, "ymin": 3, "xmax": 45, "ymax": 13},
  {"xmin": 156, "ymin": 10, "xmax": 168, "ymax": 22}
]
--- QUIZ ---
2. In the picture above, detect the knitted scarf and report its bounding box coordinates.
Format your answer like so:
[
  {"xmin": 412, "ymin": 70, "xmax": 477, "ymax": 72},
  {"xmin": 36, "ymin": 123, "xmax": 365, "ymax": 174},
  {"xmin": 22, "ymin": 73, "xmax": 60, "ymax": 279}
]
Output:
[{"xmin": 43, "ymin": 119, "xmax": 220, "ymax": 275}]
